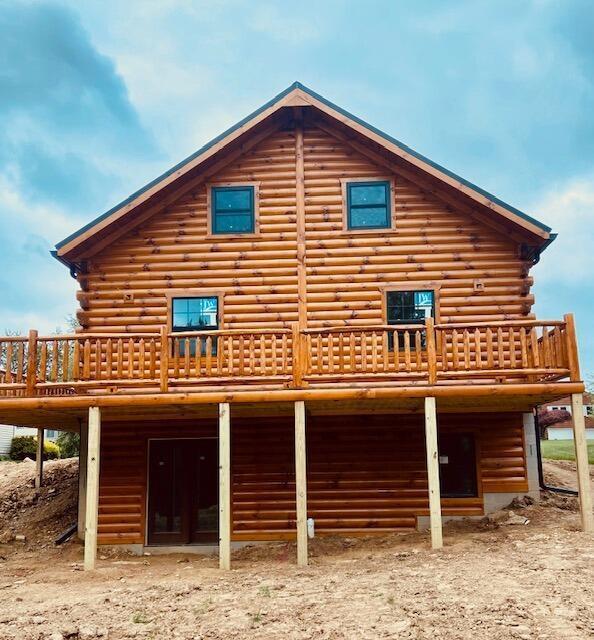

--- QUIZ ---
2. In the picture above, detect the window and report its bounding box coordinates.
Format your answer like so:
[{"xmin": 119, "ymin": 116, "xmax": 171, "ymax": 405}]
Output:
[
  {"xmin": 211, "ymin": 186, "xmax": 254, "ymax": 234},
  {"xmin": 585, "ymin": 405, "xmax": 593, "ymax": 417},
  {"xmin": 172, "ymin": 296, "xmax": 219, "ymax": 355},
  {"xmin": 386, "ymin": 289, "xmax": 435, "ymax": 349},
  {"xmin": 346, "ymin": 181, "xmax": 391, "ymax": 230},
  {"xmin": 438, "ymin": 433, "xmax": 478, "ymax": 498}
]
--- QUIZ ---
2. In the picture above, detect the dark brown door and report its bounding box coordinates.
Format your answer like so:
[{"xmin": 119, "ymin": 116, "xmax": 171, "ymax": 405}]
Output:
[
  {"xmin": 438, "ymin": 433, "xmax": 478, "ymax": 498},
  {"xmin": 147, "ymin": 439, "xmax": 218, "ymax": 545}
]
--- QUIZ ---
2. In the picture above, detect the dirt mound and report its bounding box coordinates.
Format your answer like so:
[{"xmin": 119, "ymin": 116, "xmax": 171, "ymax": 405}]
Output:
[{"xmin": 0, "ymin": 458, "xmax": 78, "ymax": 547}]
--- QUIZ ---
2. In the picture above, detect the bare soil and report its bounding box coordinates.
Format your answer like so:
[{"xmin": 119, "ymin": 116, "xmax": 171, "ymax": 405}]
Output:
[{"xmin": 0, "ymin": 459, "xmax": 592, "ymax": 640}]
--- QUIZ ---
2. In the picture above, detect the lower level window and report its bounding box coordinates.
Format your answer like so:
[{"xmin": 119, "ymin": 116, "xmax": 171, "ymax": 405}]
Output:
[
  {"xmin": 172, "ymin": 296, "xmax": 218, "ymax": 356},
  {"xmin": 386, "ymin": 289, "xmax": 434, "ymax": 349},
  {"xmin": 438, "ymin": 433, "xmax": 478, "ymax": 497}
]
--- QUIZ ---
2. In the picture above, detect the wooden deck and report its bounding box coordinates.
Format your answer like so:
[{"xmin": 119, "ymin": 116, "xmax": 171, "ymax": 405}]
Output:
[{"xmin": 0, "ymin": 315, "xmax": 580, "ymax": 398}]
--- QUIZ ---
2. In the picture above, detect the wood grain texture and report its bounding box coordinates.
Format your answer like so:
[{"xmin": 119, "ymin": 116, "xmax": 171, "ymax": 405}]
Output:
[{"xmin": 97, "ymin": 412, "xmax": 528, "ymax": 545}]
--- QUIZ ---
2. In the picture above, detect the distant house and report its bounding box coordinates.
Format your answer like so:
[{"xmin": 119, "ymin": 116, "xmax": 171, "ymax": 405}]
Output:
[
  {"xmin": 542, "ymin": 394, "xmax": 594, "ymax": 440},
  {"xmin": 0, "ymin": 426, "xmax": 61, "ymax": 455}
]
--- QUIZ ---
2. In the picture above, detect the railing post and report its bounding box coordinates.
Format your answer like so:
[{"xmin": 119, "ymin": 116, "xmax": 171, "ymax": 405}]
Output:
[
  {"xmin": 292, "ymin": 323, "xmax": 303, "ymax": 388},
  {"xmin": 563, "ymin": 314, "xmax": 581, "ymax": 381},
  {"xmin": 425, "ymin": 317, "xmax": 437, "ymax": 385},
  {"xmin": 159, "ymin": 326, "xmax": 169, "ymax": 393},
  {"xmin": 26, "ymin": 329, "xmax": 38, "ymax": 396}
]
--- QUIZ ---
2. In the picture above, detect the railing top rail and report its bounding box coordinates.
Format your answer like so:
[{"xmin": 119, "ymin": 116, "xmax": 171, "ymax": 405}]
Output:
[
  {"xmin": 0, "ymin": 336, "xmax": 28, "ymax": 343},
  {"xmin": 434, "ymin": 319, "xmax": 566, "ymax": 330},
  {"xmin": 302, "ymin": 324, "xmax": 426, "ymax": 334}
]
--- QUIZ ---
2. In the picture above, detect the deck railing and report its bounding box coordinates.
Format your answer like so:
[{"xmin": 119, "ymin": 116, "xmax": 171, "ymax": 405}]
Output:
[{"xmin": 0, "ymin": 315, "xmax": 579, "ymax": 397}]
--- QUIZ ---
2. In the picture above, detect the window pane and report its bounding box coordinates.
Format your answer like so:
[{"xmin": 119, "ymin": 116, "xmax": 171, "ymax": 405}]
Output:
[
  {"xmin": 214, "ymin": 213, "xmax": 253, "ymax": 233},
  {"xmin": 173, "ymin": 312, "xmax": 189, "ymax": 328},
  {"xmin": 386, "ymin": 290, "xmax": 434, "ymax": 323},
  {"xmin": 349, "ymin": 183, "xmax": 388, "ymax": 206},
  {"xmin": 214, "ymin": 188, "xmax": 252, "ymax": 211},
  {"xmin": 172, "ymin": 298, "xmax": 189, "ymax": 315},
  {"xmin": 349, "ymin": 207, "xmax": 389, "ymax": 229}
]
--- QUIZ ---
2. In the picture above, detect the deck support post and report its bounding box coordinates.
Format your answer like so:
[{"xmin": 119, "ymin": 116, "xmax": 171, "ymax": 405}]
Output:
[
  {"xmin": 218, "ymin": 402, "xmax": 231, "ymax": 570},
  {"xmin": 570, "ymin": 393, "xmax": 594, "ymax": 533},
  {"xmin": 84, "ymin": 406, "xmax": 101, "ymax": 571},
  {"xmin": 424, "ymin": 396, "xmax": 443, "ymax": 549},
  {"xmin": 78, "ymin": 422, "xmax": 88, "ymax": 539},
  {"xmin": 35, "ymin": 428, "xmax": 44, "ymax": 489},
  {"xmin": 294, "ymin": 400, "xmax": 308, "ymax": 566}
]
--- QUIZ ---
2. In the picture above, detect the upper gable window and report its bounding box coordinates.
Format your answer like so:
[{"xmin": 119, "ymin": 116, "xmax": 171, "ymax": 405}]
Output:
[
  {"xmin": 211, "ymin": 186, "xmax": 255, "ymax": 234},
  {"xmin": 346, "ymin": 181, "xmax": 391, "ymax": 230}
]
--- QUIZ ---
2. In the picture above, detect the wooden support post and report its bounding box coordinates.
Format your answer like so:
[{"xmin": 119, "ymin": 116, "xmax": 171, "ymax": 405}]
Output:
[
  {"xmin": 35, "ymin": 428, "xmax": 44, "ymax": 489},
  {"xmin": 294, "ymin": 400, "xmax": 308, "ymax": 566},
  {"xmin": 78, "ymin": 422, "xmax": 88, "ymax": 539},
  {"xmin": 424, "ymin": 396, "xmax": 443, "ymax": 549},
  {"xmin": 84, "ymin": 406, "xmax": 101, "ymax": 571},
  {"xmin": 218, "ymin": 402, "xmax": 231, "ymax": 570},
  {"xmin": 26, "ymin": 329, "xmax": 38, "ymax": 396},
  {"xmin": 563, "ymin": 314, "xmax": 581, "ymax": 382},
  {"xmin": 570, "ymin": 393, "xmax": 594, "ymax": 533},
  {"xmin": 160, "ymin": 326, "xmax": 169, "ymax": 393},
  {"xmin": 425, "ymin": 317, "xmax": 437, "ymax": 385}
]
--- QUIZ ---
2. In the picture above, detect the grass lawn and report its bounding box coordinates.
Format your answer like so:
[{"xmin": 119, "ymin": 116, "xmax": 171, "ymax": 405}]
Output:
[{"xmin": 541, "ymin": 439, "xmax": 594, "ymax": 464}]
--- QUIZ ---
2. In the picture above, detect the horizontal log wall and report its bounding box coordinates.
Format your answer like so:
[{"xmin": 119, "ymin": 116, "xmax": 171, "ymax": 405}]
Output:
[
  {"xmin": 79, "ymin": 122, "xmax": 533, "ymax": 333},
  {"xmin": 302, "ymin": 125, "xmax": 532, "ymax": 327},
  {"xmin": 97, "ymin": 413, "xmax": 527, "ymax": 545},
  {"xmin": 81, "ymin": 129, "xmax": 299, "ymax": 332}
]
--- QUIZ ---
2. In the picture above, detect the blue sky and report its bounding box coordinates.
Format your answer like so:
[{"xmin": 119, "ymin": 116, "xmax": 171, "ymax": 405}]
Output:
[{"xmin": 1, "ymin": 0, "xmax": 593, "ymax": 378}]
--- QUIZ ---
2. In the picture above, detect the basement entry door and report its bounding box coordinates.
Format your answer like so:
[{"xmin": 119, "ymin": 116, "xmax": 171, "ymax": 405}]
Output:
[{"xmin": 147, "ymin": 439, "xmax": 218, "ymax": 545}]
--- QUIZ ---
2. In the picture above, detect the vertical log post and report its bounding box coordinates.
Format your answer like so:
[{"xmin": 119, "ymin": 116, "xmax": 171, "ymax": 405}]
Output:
[
  {"xmin": 26, "ymin": 329, "xmax": 38, "ymax": 396},
  {"xmin": 563, "ymin": 314, "xmax": 580, "ymax": 382},
  {"xmin": 218, "ymin": 402, "xmax": 231, "ymax": 570},
  {"xmin": 570, "ymin": 393, "xmax": 594, "ymax": 533},
  {"xmin": 424, "ymin": 396, "xmax": 443, "ymax": 549},
  {"xmin": 292, "ymin": 323, "xmax": 303, "ymax": 388},
  {"xmin": 425, "ymin": 317, "xmax": 437, "ymax": 385},
  {"xmin": 78, "ymin": 422, "xmax": 89, "ymax": 539},
  {"xmin": 35, "ymin": 428, "xmax": 44, "ymax": 489},
  {"xmin": 160, "ymin": 326, "xmax": 169, "ymax": 393},
  {"xmin": 84, "ymin": 406, "xmax": 101, "ymax": 571},
  {"xmin": 294, "ymin": 400, "xmax": 308, "ymax": 566}
]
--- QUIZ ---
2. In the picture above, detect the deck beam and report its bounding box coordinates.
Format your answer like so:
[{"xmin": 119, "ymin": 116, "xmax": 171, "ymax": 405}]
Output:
[
  {"xmin": 295, "ymin": 400, "xmax": 308, "ymax": 566},
  {"xmin": 424, "ymin": 396, "xmax": 443, "ymax": 549},
  {"xmin": 219, "ymin": 402, "xmax": 231, "ymax": 570},
  {"xmin": 570, "ymin": 393, "xmax": 594, "ymax": 533},
  {"xmin": 84, "ymin": 406, "xmax": 101, "ymax": 570}
]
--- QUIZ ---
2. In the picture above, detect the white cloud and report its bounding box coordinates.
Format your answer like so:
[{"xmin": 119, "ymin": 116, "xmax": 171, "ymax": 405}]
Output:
[{"xmin": 531, "ymin": 176, "xmax": 594, "ymax": 285}]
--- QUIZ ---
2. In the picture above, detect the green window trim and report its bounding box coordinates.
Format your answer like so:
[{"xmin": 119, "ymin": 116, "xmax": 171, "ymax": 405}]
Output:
[
  {"xmin": 211, "ymin": 185, "xmax": 255, "ymax": 234},
  {"xmin": 346, "ymin": 180, "xmax": 391, "ymax": 230}
]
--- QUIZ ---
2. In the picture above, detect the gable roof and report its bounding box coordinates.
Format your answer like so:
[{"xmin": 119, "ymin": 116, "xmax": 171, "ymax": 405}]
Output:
[{"xmin": 54, "ymin": 81, "xmax": 553, "ymax": 266}]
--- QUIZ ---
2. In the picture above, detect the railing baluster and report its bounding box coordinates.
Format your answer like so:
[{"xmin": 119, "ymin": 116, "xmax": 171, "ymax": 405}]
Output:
[
  {"xmin": 497, "ymin": 327, "xmax": 504, "ymax": 368},
  {"xmin": 282, "ymin": 333, "xmax": 288, "ymax": 374},
  {"xmin": 452, "ymin": 329, "xmax": 459, "ymax": 370},
  {"xmin": 195, "ymin": 336, "xmax": 202, "ymax": 377},
  {"xmin": 509, "ymin": 328, "xmax": 517, "ymax": 369},
  {"xmin": 106, "ymin": 338, "xmax": 113, "ymax": 380},
  {"xmin": 271, "ymin": 334, "xmax": 278, "ymax": 376},
  {"xmin": 530, "ymin": 328, "xmax": 540, "ymax": 368},
  {"xmin": 150, "ymin": 339, "xmax": 156, "ymax": 379},
  {"xmin": 5, "ymin": 342, "xmax": 13, "ymax": 383},
  {"xmin": 95, "ymin": 339, "xmax": 102, "ymax": 381},
  {"xmin": 404, "ymin": 331, "xmax": 411, "ymax": 372},
  {"xmin": 51, "ymin": 340, "xmax": 59, "ymax": 382},
  {"xmin": 173, "ymin": 338, "xmax": 180, "ymax": 377},
  {"xmin": 39, "ymin": 341, "xmax": 48, "ymax": 384},
  {"xmin": 128, "ymin": 338, "xmax": 135, "ymax": 379},
  {"xmin": 72, "ymin": 339, "xmax": 80, "ymax": 381},
  {"xmin": 83, "ymin": 340, "xmax": 91, "ymax": 380},
  {"xmin": 519, "ymin": 328, "xmax": 528, "ymax": 368},
  {"xmin": 205, "ymin": 336, "xmax": 213, "ymax": 375},
  {"xmin": 184, "ymin": 338, "xmax": 190, "ymax": 377},
  {"xmin": 62, "ymin": 339, "xmax": 70, "ymax": 382},
  {"xmin": 238, "ymin": 335, "xmax": 245, "ymax": 376},
  {"xmin": 382, "ymin": 330, "xmax": 389, "ymax": 372},
  {"xmin": 474, "ymin": 328, "xmax": 482, "ymax": 369},
  {"xmin": 486, "ymin": 328, "xmax": 494, "ymax": 369},
  {"xmin": 371, "ymin": 332, "xmax": 378, "ymax": 372},
  {"xmin": 463, "ymin": 330, "xmax": 470, "ymax": 370},
  {"xmin": 117, "ymin": 339, "xmax": 124, "ymax": 379},
  {"xmin": 140, "ymin": 338, "xmax": 147, "ymax": 379}
]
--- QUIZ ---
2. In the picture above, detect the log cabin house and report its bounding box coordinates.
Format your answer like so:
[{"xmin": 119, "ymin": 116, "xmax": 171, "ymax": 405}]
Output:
[{"xmin": 0, "ymin": 82, "xmax": 591, "ymax": 570}]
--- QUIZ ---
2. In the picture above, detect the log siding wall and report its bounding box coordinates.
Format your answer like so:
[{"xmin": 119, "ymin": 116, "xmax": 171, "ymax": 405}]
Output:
[
  {"xmin": 79, "ymin": 124, "xmax": 533, "ymax": 332},
  {"xmin": 97, "ymin": 413, "xmax": 528, "ymax": 545}
]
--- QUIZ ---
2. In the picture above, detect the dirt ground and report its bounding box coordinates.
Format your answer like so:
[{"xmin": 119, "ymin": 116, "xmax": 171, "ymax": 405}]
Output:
[{"xmin": 0, "ymin": 459, "xmax": 592, "ymax": 640}]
